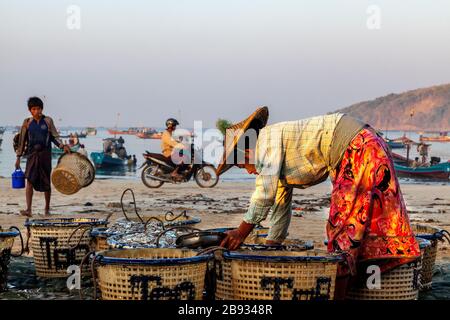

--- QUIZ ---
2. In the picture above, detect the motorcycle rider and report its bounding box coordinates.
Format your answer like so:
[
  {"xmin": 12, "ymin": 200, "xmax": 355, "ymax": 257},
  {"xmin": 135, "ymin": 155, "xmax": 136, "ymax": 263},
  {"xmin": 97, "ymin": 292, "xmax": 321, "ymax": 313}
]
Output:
[{"xmin": 161, "ymin": 118, "xmax": 187, "ymax": 179}]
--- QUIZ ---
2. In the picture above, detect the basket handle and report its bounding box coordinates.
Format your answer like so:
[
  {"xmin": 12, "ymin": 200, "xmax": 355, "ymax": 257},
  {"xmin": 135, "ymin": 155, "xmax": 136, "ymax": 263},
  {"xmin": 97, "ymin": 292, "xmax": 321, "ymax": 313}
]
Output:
[
  {"xmin": 155, "ymin": 226, "xmax": 201, "ymax": 248},
  {"xmin": 195, "ymin": 246, "xmax": 226, "ymax": 256},
  {"xmin": 78, "ymin": 250, "xmax": 97, "ymax": 300},
  {"xmin": 164, "ymin": 210, "xmax": 188, "ymax": 222},
  {"xmin": 67, "ymin": 225, "xmax": 94, "ymax": 250},
  {"xmin": 120, "ymin": 188, "xmax": 144, "ymax": 223},
  {"xmin": 143, "ymin": 216, "xmax": 165, "ymax": 232},
  {"xmin": 104, "ymin": 212, "xmax": 114, "ymax": 222},
  {"xmin": 24, "ymin": 221, "xmax": 31, "ymax": 254},
  {"xmin": 9, "ymin": 226, "xmax": 24, "ymax": 257},
  {"xmin": 441, "ymin": 230, "xmax": 450, "ymax": 244}
]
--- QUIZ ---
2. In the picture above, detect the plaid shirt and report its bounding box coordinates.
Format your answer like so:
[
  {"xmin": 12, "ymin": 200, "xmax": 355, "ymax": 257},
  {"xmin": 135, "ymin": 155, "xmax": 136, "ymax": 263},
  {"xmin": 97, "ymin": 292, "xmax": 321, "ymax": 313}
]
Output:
[{"xmin": 244, "ymin": 113, "xmax": 344, "ymax": 225}]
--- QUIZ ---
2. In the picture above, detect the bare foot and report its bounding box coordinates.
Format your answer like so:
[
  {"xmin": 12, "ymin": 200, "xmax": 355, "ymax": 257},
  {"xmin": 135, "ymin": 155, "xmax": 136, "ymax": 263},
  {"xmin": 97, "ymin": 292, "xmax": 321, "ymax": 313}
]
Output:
[
  {"xmin": 20, "ymin": 210, "xmax": 32, "ymax": 217},
  {"xmin": 44, "ymin": 209, "xmax": 51, "ymax": 216}
]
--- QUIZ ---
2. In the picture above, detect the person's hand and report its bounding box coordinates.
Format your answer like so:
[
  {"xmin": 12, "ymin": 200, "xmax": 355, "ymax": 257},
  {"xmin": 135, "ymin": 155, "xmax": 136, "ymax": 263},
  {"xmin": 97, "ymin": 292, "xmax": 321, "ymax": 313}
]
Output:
[
  {"xmin": 220, "ymin": 221, "xmax": 255, "ymax": 250},
  {"xmin": 63, "ymin": 144, "xmax": 71, "ymax": 154},
  {"xmin": 15, "ymin": 157, "xmax": 21, "ymax": 170}
]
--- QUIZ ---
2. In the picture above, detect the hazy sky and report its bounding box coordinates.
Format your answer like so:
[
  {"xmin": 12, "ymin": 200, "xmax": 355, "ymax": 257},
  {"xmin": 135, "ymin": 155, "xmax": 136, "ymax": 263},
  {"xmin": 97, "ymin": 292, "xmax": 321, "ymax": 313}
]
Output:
[{"xmin": 1, "ymin": 0, "xmax": 449, "ymax": 127}]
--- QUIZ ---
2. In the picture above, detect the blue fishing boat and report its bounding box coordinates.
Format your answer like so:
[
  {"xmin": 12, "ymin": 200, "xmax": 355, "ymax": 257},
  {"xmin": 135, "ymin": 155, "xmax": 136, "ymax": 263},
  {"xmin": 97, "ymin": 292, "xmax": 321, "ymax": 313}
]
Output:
[
  {"xmin": 394, "ymin": 162, "xmax": 450, "ymax": 180},
  {"xmin": 90, "ymin": 152, "xmax": 128, "ymax": 168},
  {"xmin": 51, "ymin": 143, "xmax": 80, "ymax": 156},
  {"xmin": 385, "ymin": 138, "xmax": 405, "ymax": 149},
  {"xmin": 90, "ymin": 137, "xmax": 130, "ymax": 168}
]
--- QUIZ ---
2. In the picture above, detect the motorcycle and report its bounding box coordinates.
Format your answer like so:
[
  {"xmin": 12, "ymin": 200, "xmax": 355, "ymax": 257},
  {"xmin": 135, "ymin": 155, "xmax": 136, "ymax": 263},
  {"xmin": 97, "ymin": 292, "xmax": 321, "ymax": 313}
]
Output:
[{"xmin": 140, "ymin": 145, "xmax": 219, "ymax": 188}]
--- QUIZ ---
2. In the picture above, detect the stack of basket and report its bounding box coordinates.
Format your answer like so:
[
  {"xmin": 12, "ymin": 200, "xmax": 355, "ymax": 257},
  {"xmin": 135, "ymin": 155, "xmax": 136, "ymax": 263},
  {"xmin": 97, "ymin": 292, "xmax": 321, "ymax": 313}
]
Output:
[
  {"xmin": 0, "ymin": 226, "xmax": 22, "ymax": 292},
  {"xmin": 25, "ymin": 218, "xmax": 108, "ymax": 277},
  {"xmin": 411, "ymin": 224, "xmax": 450, "ymax": 290}
]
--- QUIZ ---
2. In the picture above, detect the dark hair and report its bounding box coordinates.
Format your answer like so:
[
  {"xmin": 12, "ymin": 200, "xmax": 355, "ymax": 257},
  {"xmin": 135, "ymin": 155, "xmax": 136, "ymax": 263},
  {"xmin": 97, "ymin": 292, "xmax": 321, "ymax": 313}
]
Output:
[{"xmin": 28, "ymin": 97, "xmax": 44, "ymax": 110}]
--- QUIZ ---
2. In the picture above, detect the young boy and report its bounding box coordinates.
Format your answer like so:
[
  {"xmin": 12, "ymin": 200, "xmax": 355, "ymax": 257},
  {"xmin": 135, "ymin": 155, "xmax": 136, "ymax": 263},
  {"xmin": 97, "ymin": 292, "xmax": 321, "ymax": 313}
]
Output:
[{"xmin": 15, "ymin": 97, "xmax": 70, "ymax": 216}]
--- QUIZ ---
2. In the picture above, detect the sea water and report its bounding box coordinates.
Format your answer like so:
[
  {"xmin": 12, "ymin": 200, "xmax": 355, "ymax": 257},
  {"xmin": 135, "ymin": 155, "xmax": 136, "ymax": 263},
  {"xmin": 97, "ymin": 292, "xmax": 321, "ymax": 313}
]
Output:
[{"xmin": 0, "ymin": 129, "xmax": 448, "ymax": 183}]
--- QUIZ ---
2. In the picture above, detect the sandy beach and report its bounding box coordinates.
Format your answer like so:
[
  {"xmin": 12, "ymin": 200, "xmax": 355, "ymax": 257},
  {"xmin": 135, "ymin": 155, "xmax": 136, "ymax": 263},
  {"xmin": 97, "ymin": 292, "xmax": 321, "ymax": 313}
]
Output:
[{"xmin": 1, "ymin": 177, "xmax": 449, "ymax": 260}]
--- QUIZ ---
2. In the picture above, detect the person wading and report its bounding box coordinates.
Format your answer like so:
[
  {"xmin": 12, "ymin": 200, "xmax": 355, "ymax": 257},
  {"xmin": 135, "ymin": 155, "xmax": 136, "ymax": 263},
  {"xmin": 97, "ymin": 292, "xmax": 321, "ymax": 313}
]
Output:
[
  {"xmin": 217, "ymin": 106, "xmax": 420, "ymax": 298},
  {"xmin": 15, "ymin": 97, "xmax": 70, "ymax": 217}
]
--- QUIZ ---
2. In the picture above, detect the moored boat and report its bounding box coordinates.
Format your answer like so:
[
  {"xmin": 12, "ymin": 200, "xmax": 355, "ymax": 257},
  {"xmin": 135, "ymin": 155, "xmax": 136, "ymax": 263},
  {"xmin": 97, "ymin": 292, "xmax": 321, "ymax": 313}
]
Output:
[
  {"xmin": 90, "ymin": 137, "xmax": 130, "ymax": 168},
  {"xmin": 90, "ymin": 152, "xmax": 128, "ymax": 167},
  {"xmin": 51, "ymin": 143, "xmax": 81, "ymax": 156},
  {"xmin": 420, "ymin": 132, "xmax": 450, "ymax": 142},
  {"xmin": 135, "ymin": 131, "xmax": 163, "ymax": 139},
  {"xmin": 86, "ymin": 127, "xmax": 97, "ymax": 136},
  {"xmin": 394, "ymin": 162, "xmax": 450, "ymax": 180}
]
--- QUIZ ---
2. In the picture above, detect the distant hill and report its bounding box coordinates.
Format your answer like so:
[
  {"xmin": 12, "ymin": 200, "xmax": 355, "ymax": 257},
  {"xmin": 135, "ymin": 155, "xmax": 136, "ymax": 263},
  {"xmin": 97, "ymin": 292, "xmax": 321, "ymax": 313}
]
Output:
[{"xmin": 334, "ymin": 84, "xmax": 450, "ymax": 131}]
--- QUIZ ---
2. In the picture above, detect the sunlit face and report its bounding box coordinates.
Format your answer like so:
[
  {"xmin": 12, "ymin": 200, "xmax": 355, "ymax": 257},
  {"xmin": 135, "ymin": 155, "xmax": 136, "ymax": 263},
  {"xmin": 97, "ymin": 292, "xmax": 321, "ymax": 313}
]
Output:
[
  {"xmin": 29, "ymin": 106, "xmax": 43, "ymax": 118},
  {"xmin": 236, "ymin": 148, "xmax": 257, "ymax": 175}
]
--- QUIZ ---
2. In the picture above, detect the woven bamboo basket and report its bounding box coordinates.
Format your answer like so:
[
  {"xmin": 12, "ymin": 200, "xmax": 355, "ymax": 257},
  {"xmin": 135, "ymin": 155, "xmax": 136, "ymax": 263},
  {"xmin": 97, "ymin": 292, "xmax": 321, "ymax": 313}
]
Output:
[
  {"xmin": 92, "ymin": 248, "xmax": 213, "ymax": 300},
  {"xmin": 51, "ymin": 153, "xmax": 95, "ymax": 195},
  {"xmin": 1, "ymin": 227, "xmax": 22, "ymax": 292},
  {"xmin": 214, "ymin": 249, "xmax": 341, "ymax": 300},
  {"xmin": 25, "ymin": 218, "xmax": 108, "ymax": 277},
  {"xmin": 346, "ymin": 258, "xmax": 422, "ymax": 300},
  {"xmin": 411, "ymin": 224, "xmax": 450, "ymax": 290},
  {"xmin": 90, "ymin": 228, "xmax": 112, "ymax": 252}
]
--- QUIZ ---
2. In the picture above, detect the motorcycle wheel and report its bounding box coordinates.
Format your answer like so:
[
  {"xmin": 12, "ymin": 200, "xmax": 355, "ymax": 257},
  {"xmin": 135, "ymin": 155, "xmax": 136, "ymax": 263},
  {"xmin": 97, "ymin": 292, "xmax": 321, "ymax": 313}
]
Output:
[
  {"xmin": 194, "ymin": 165, "xmax": 219, "ymax": 188},
  {"xmin": 141, "ymin": 164, "xmax": 164, "ymax": 188}
]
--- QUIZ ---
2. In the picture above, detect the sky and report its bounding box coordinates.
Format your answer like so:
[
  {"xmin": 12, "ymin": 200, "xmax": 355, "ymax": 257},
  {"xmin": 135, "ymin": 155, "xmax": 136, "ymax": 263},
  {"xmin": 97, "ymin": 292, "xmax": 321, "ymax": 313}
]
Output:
[{"xmin": 1, "ymin": 0, "xmax": 449, "ymax": 127}]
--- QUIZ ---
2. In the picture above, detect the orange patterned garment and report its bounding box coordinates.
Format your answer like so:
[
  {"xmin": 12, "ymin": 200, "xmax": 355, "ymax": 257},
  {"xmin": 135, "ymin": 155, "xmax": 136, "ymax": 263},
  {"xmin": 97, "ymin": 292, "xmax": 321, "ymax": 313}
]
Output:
[{"xmin": 327, "ymin": 128, "xmax": 420, "ymax": 275}]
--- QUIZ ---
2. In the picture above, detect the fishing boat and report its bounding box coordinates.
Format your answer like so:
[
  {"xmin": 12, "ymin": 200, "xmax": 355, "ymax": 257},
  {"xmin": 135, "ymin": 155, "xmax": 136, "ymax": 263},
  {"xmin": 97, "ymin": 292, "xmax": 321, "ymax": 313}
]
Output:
[
  {"xmin": 391, "ymin": 152, "xmax": 413, "ymax": 166},
  {"xmin": 0, "ymin": 127, "xmax": 5, "ymax": 135},
  {"xmin": 385, "ymin": 138, "xmax": 405, "ymax": 149},
  {"xmin": 136, "ymin": 128, "xmax": 163, "ymax": 139},
  {"xmin": 90, "ymin": 137, "xmax": 130, "ymax": 168},
  {"xmin": 86, "ymin": 127, "xmax": 97, "ymax": 136},
  {"xmin": 51, "ymin": 143, "xmax": 81, "ymax": 156},
  {"xmin": 394, "ymin": 162, "xmax": 450, "ymax": 180},
  {"xmin": 107, "ymin": 127, "xmax": 144, "ymax": 135},
  {"xmin": 420, "ymin": 132, "xmax": 450, "ymax": 142},
  {"xmin": 90, "ymin": 152, "xmax": 128, "ymax": 167}
]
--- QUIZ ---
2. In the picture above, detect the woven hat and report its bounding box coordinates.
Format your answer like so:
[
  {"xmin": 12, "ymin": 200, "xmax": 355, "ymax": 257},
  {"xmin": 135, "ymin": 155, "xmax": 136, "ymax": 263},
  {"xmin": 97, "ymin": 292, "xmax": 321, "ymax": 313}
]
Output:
[{"xmin": 216, "ymin": 106, "xmax": 269, "ymax": 176}]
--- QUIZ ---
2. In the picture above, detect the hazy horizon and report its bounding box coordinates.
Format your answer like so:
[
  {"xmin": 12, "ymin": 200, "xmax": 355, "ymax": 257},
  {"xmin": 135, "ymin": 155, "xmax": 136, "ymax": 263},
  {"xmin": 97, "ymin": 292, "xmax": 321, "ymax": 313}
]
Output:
[{"xmin": 1, "ymin": 1, "xmax": 450, "ymax": 127}]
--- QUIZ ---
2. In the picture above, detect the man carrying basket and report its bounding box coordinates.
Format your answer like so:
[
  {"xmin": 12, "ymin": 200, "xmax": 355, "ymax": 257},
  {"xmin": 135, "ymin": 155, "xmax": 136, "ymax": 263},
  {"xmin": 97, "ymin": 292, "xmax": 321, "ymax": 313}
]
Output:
[{"xmin": 15, "ymin": 97, "xmax": 70, "ymax": 217}]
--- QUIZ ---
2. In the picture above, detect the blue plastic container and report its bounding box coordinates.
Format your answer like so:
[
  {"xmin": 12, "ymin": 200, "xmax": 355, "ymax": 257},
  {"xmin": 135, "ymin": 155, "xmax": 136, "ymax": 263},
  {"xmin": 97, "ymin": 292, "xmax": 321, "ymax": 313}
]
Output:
[{"xmin": 12, "ymin": 169, "xmax": 26, "ymax": 189}]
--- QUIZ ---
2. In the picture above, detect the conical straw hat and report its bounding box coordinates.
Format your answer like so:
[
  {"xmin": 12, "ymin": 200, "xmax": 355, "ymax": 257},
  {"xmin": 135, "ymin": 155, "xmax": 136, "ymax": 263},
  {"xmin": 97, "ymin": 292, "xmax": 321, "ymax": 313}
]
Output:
[{"xmin": 216, "ymin": 106, "xmax": 269, "ymax": 176}]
